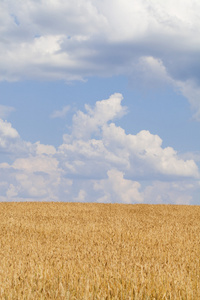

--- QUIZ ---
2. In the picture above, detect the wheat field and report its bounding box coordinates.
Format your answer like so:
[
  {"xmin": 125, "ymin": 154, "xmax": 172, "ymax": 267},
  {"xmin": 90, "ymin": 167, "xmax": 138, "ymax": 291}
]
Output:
[{"xmin": 0, "ymin": 203, "xmax": 200, "ymax": 299}]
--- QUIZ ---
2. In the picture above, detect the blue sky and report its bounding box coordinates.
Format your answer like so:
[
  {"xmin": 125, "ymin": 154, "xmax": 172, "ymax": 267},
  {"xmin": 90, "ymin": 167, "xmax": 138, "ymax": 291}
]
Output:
[{"xmin": 0, "ymin": 0, "xmax": 200, "ymax": 204}]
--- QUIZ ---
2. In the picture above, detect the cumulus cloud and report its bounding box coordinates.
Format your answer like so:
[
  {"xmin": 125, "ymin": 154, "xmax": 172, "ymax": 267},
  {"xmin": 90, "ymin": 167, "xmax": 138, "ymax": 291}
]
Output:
[
  {"xmin": 143, "ymin": 181, "xmax": 195, "ymax": 205},
  {"xmin": 0, "ymin": 118, "xmax": 35, "ymax": 157},
  {"xmin": 0, "ymin": 119, "xmax": 19, "ymax": 139},
  {"xmin": 0, "ymin": 119, "xmax": 19, "ymax": 152},
  {"xmin": 70, "ymin": 93, "xmax": 127, "ymax": 139},
  {"xmin": 0, "ymin": 144, "xmax": 71, "ymax": 201},
  {"xmin": 13, "ymin": 155, "xmax": 59, "ymax": 174},
  {"xmin": 35, "ymin": 142, "xmax": 56, "ymax": 155},
  {"xmin": 102, "ymin": 123, "xmax": 199, "ymax": 178},
  {"xmin": 58, "ymin": 93, "xmax": 199, "ymax": 180},
  {"xmin": 0, "ymin": 93, "xmax": 199, "ymax": 203},
  {"xmin": 1, "ymin": 0, "xmax": 200, "ymax": 120},
  {"xmin": 94, "ymin": 169, "xmax": 143, "ymax": 204}
]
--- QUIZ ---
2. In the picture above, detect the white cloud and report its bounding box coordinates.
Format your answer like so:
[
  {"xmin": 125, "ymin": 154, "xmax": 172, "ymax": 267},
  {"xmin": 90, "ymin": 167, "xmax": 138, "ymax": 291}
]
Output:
[
  {"xmin": 0, "ymin": 1, "xmax": 199, "ymax": 80},
  {"xmin": 143, "ymin": 180, "xmax": 195, "ymax": 205},
  {"xmin": 13, "ymin": 155, "xmax": 59, "ymax": 174},
  {"xmin": 0, "ymin": 118, "xmax": 19, "ymax": 151},
  {"xmin": 0, "ymin": 119, "xmax": 19, "ymax": 139},
  {"xmin": 0, "ymin": 118, "xmax": 36, "ymax": 157},
  {"xmin": 0, "ymin": 149, "xmax": 69, "ymax": 201},
  {"xmin": 35, "ymin": 142, "xmax": 56, "ymax": 155},
  {"xmin": 95, "ymin": 0, "xmax": 200, "ymax": 44},
  {"xmin": 1, "ymin": 0, "xmax": 200, "ymax": 118},
  {"xmin": 0, "ymin": 93, "xmax": 199, "ymax": 203},
  {"xmin": 94, "ymin": 169, "xmax": 143, "ymax": 204},
  {"xmin": 57, "ymin": 93, "xmax": 199, "ymax": 182},
  {"xmin": 101, "ymin": 122, "xmax": 199, "ymax": 179},
  {"xmin": 71, "ymin": 93, "xmax": 127, "ymax": 139}
]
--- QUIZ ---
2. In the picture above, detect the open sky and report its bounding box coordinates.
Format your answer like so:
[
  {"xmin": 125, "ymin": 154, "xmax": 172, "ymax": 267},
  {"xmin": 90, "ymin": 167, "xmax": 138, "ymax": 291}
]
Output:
[{"xmin": 0, "ymin": 0, "xmax": 200, "ymax": 204}]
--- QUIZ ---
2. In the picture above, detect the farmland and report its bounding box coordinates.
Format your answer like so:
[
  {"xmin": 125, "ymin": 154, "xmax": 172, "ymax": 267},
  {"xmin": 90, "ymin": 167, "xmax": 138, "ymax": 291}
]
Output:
[{"xmin": 0, "ymin": 202, "xmax": 200, "ymax": 299}]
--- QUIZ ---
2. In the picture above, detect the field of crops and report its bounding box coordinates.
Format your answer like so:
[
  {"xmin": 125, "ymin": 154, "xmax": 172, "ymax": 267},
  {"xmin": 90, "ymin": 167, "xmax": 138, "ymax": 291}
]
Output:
[{"xmin": 0, "ymin": 202, "xmax": 200, "ymax": 299}]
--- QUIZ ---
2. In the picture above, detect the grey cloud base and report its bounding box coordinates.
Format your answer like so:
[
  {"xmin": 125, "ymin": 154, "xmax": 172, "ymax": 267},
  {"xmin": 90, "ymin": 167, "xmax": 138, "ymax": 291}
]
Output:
[{"xmin": 1, "ymin": 0, "xmax": 200, "ymax": 118}]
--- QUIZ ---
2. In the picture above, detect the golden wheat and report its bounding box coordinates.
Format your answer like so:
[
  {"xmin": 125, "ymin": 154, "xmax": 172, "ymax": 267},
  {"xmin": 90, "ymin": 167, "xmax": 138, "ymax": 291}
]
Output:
[{"xmin": 0, "ymin": 202, "xmax": 200, "ymax": 299}]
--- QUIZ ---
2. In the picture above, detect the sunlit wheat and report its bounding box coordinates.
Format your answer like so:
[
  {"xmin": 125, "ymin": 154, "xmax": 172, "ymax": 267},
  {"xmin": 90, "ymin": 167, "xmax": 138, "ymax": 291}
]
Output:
[{"xmin": 0, "ymin": 203, "xmax": 200, "ymax": 299}]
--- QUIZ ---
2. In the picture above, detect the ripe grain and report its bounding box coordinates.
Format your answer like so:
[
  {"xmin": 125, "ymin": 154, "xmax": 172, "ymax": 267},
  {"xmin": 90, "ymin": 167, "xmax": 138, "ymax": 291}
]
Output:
[{"xmin": 0, "ymin": 203, "xmax": 199, "ymax": 299}]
